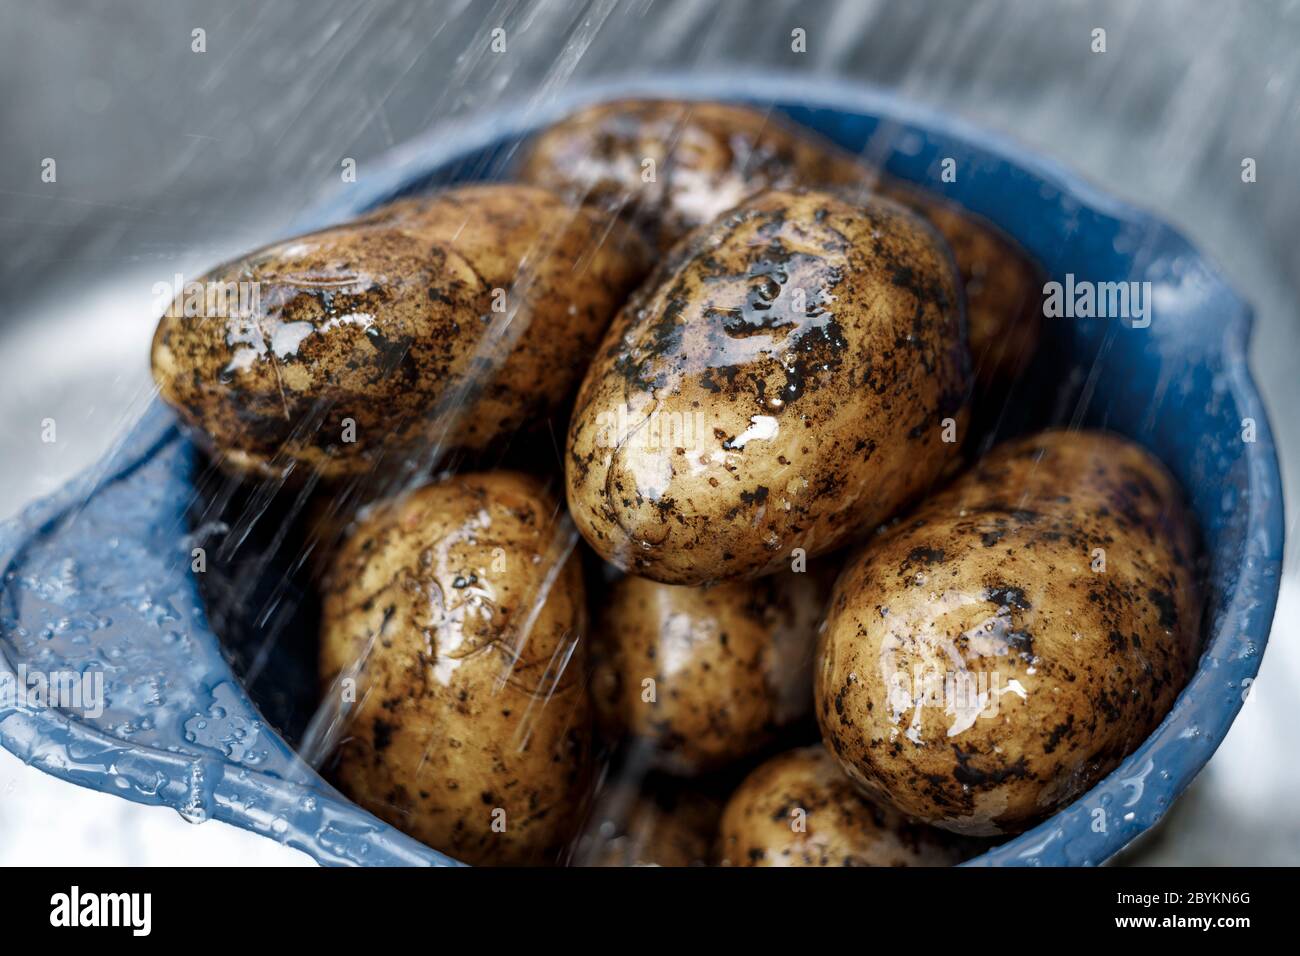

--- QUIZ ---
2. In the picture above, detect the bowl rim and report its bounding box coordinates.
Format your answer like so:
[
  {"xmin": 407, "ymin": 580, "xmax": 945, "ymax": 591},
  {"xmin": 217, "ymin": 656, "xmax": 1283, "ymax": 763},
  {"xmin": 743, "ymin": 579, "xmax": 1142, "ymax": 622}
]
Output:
[{"xmin": 1, "ymin": 71, "xmax": 1285, "ymax": 867}]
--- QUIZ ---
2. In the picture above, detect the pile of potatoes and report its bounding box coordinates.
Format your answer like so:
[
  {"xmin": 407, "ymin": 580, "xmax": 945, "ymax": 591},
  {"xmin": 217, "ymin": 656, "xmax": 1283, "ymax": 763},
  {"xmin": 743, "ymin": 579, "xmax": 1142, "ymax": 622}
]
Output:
[{"xmin": 153, "ymin": 99, "xmax": 1201, "ymax": 866}]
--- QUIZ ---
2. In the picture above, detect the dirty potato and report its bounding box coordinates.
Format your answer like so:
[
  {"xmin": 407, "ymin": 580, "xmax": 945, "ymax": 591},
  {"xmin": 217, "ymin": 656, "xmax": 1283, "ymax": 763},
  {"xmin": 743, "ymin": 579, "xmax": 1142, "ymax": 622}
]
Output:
[
  {"xmin": 152, "ymin": 184, "xmax": 645, "ymax": 480},
  {"xmin": 882, "ymin": 182, "xmax": 1043, "ymax": 387},
  {"xmin": 816, "ymin": 430, "xmax": 1200, "ymax": 836},
  {"xmin": 522, "ymin": 99, "xmax": 1041, "ymax": 388},
  {"xmin": 566, "ymin": 188, "xmax": 970, "ymax": 584},
  {"xmin": 717, "ymin": 745, "xmax": 966, "ymax": 866},
  {"xmin": 573, "ymin": 781, "xmax": 721, "ymax": 866},
  {"xmin": 319, "ymin": 471, "xmax": 591, "ymax": 865},
  {"xmin": 517, "ymin": 98, "xmax": 866, "ymax": 252},
  {"xmin": 591, "ymin": 565, "xmax": 833, "ymax": 773}
]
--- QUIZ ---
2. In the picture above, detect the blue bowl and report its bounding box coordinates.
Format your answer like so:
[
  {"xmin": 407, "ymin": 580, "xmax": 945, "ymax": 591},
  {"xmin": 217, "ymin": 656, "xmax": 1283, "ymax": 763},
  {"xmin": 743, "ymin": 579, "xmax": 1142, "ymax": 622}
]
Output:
[{"xmin": 0, "ymin": 74, "xmax": 1283, "ymax": 866}]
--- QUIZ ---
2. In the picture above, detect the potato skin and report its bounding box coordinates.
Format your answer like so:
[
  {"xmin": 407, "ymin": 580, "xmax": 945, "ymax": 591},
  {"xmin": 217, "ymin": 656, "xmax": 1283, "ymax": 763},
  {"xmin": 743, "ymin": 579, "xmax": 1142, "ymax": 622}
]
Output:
[
  {"xmin": 574, "ymin": 783, "xmax": 720, "ymax": 867},
  {"xmin": 816, "ymin": 430, "xmax": 1200, "ymax": 836},
  {"xmin": 882, "ymin": 183, "xmax": 1043, "ymax": 387},
  {"xmin": 566, "ymin": 188, "xmax": 970, "ymax": 584},
  {"xmin": 717, "ymin": 745, "xmax": 965, "ymax": 866},
  {"xmin": 518, "ymin": 99, "xmax": 865, "ymax": 252},
  {"xmin": 592, "ymin": 566, "xmax": 832, "ymax": 774},
  {"xmin": 152, "ymin": 184, "xmax": 645, "ymax": 480},
  {"xmin": 318, "ymin": 471, "xmax": 591, "ymax": 865}
]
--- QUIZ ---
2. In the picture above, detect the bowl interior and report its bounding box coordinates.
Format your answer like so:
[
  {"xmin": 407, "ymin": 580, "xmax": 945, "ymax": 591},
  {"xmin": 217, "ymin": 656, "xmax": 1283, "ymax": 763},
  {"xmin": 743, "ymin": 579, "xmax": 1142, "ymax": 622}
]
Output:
[{"xmin": 0, "ymin": 78, "xmax": 1283, "ymax": 866}]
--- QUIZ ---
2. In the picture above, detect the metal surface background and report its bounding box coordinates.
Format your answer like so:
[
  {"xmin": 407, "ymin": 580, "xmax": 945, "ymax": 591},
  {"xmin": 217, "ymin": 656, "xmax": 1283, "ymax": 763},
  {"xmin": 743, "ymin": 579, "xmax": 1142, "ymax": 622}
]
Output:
[{"xmin": 1, "ymin": 0, "xmax": 1297, "ymax": 865}]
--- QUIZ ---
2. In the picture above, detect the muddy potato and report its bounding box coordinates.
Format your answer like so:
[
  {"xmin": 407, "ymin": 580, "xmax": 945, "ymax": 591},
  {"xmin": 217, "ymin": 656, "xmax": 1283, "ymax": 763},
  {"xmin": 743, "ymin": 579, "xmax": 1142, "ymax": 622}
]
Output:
[
  {"xmin": 816, "ymin": 430, "xmax": 1200, "ymax": 836},
  {"xmin": 152, "ymin": 184, "xmax": 646, "ymax": 480},
  {"xmin": 319, "ymin": 471, "xmax": 591, "ymax": 865},
  {"xmin": 882, "ymin": 183, "xmax": 1043, "ymax": 387},
  {"xmin": 518, "ymin": 99, "xmax": 866, "ymax": 252},
  {"xmin": 592, "ymin": 566, "xmax": 833, "ymax": 773},
  {"xmin": 152, "ymin": 222, "xmax": 476, "ymax": 479},
  {"xmin": 574, "ymin": 782, "xmax": 720, "ymax": 867},
  {"xmin": 523, "ymin": 99, "xmax": 1041, "ymax": 389},
  {"xmin": 566, "ymin": 188, "xmax": 970, "ymax": 584},
  {"xmin": 717, "ymin": 745, "xmax": 965, "ymax": 866}
]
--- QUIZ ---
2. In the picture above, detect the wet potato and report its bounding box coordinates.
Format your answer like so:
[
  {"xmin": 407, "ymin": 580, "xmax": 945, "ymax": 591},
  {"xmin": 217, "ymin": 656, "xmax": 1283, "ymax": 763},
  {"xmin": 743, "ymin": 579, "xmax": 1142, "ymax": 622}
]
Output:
[
  {"xmin": 152, "ymin": 184, "xmax": 645, "ymax": 480},
  {"xmin": 717, "ymin": 745, "xmax": 967, "ymax": 867},
  {"xmin": 521, "ymin": 98, "xmax": 1042, "ymax": 389},
  {"xmin": 591, "ymin": 565, "xmax": 833, "ymax": 774},
  {"xmin": 318, "ymin": 471, "xmax": 592, "ymax": 866},
  {"xmin": 816, "ymin": 430, "xmax": 1200, "ymax": 836},
  {"xmin": 566, "ymin": 188, "xmax": 971, "ymax": 584},
  {"xmin": 518, "ymin": 99, "xmax": 867, "ymax": 253},
  {"xmin": 153, "ymin": 222, "xmax": 477, "ymax": 480},
  {"xmin": 574, "ymin": 782, "xmax": 721, "ymax": 867},
  {"xmin": 882, "ymin": 182, "xmax": 1044, "ymax": 387}
]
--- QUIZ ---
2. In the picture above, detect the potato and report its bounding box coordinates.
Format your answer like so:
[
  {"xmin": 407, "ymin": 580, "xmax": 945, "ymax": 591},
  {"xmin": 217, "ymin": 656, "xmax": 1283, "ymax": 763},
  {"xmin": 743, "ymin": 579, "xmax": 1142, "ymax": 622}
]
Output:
[
  {"xmin": 573, "ymin": 782, "xmax": 720, "ymax": 867},
  {"xmin": 566, "ymin": 188, "xmax": 970, "ymax": 584},
  {"xmin": 518, "ymin": 99, "xmax": 865, "ymax": 252},
  {"xmin": 882, "ymin": 183, "xmax": 1043, "ymax": 387},
  {"xmin": 152, "ymin": 184, "xmax": 646, "ymax": 480},
  {"xmin": 318, "ymin": 471, "xmax": 591, "ymax": 865},
  {"xmin": 716, "ymin": 745, "xmax": 965, "ymax": 866},
  {"xmin": 816, "ymin": 430, "xmax": 1200, "ymax": 836},
  {"xmin": 591, "ymin": 566, "xmax": 832, "ymax": 773},
  {"xmin": 522, "ymin": 99, "xmax": 1041, "ymax": 389}
]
